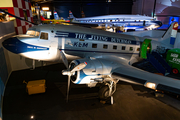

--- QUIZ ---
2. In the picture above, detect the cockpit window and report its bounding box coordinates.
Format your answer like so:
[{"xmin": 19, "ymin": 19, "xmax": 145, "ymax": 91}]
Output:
[
  {"xmin": 36, "ymin": 31, "xmax": 40, "ymax": 36},
  {"xmin": 26, "ymin": 30, "xmax": 40, "ymax": 37},
  {"xmin": 40, "ymin": 32, "xmax": 48, "ymax": 40},
  {"xmin": 26, "ymin": 30, "xmax": 35, "ymax": 36}
]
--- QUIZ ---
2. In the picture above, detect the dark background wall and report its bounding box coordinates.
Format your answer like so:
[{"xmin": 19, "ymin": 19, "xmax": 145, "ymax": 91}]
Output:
[{"xmin": 53, "ymin": 0, "xmax": 133, "ymax": 18}]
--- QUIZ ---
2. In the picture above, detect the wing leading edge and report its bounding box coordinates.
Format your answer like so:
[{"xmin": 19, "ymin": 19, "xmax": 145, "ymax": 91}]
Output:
[{"xmin": 111, "ymin": 65, "xmax": 180, "ymax": 95}]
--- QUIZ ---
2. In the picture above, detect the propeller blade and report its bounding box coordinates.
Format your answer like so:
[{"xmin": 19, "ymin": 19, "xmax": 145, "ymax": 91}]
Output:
[
  {"xmin": 60, "ymin": 50, "xmax": 68, "ymax": 68},
  {"xmin": 66, "ymin": 75, "xmax": 71, "ymax": 102},
  {"xmin": 71, "ymin": 62, "xmax": 87, "ymax": 73}
]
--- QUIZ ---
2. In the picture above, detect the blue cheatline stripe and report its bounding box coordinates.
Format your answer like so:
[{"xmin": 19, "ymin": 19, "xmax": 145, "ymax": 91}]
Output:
[
  {"xmin": 77, "ymin": 70, "xmax": 88, "ymax": 84},
  {"xmin": 2, "ymin": 37, "xmax": 49, "ymax": 54},
  {"xmin": 170, "ymin": 37, "xmax": 176, "ymax": 45},
  {"xmin": 55, "ymin": 31, "xmax": 140, "ymax": 45},
  {"xmin": 59, "ymin": 49, "xmax": 139, "ymax": 54}
]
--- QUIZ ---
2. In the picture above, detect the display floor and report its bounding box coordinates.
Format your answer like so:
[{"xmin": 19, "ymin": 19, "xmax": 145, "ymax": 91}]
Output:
[{"xmin": 2, "ymin": 63, "xmax": 180, "ymax": 120}]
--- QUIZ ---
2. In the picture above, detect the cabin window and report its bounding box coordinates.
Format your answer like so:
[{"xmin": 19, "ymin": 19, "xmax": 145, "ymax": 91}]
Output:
[
  {"xmin": 113, "ymin": 45, "xmax": 117, "ymax": 50},
  {"xmin": 79, "ymin": 39, "xmax": 84, "ymax": 41},
  {"xmin": 92, "ymin": 44, "xmax": 97, "ymax": 48},
  {"xmin": 129, "ymin": 47, "xmax": 133, "ymax": 51},
  {"xmin": 122, "ymin": 46, "xmax": 126, "ymax": 50},
  {"xmin": 103, "ymin": 44, "xmax": 108, "ymax": 49},
  {"xmin": 137, "ymin": 48, "xmax": 140, "ymax": 51},
  {"xmin": 40, "ymin": 32, "xmax": 48, "ymax": 40}
]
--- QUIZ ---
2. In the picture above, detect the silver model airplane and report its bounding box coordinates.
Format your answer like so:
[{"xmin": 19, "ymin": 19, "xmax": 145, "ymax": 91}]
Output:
[
  {"xmin": 2, "ymin": 22, "xmax": 180, "ymax": 103},
  {"xmin": 69, "ymin": 11, "xmax": 162, "ymax": 32}
]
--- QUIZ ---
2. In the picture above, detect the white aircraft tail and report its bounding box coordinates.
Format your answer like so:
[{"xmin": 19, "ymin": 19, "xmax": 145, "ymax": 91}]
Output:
[
  {"xmin": 81, "ymin": 11, "xmax": 85, "ymax": 18},
  {"xmin": 162, "ymin": 22, "xmax": 178, "ymax": 46},
  {"xmin": 69, "ymin": 10, "xmax": 75, "ymax": 19}
]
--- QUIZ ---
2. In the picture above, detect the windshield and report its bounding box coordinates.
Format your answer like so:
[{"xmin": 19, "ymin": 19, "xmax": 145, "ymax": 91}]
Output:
[{"xmin": 26, "ymin": 30, "xmax": 40, "ymax": 37}]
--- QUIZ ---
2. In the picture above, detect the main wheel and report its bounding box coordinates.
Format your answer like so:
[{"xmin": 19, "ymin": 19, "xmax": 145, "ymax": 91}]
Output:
[
  {"xmin": 98, "ymin": 85, "xmax": 110, "ymax": 100},
  {"xmin": 172, "ymin": 68, "xmax": 179, "ymax": 74}
]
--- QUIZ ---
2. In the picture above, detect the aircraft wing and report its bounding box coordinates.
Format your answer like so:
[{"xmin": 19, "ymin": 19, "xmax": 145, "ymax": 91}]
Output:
[
  {"xmin": 111, "ymin": 63, "xmax": 180, "ymax": 94},
  {"xmin": 66, "ymin": 21, "xmax": 99, "ymax": 28}
]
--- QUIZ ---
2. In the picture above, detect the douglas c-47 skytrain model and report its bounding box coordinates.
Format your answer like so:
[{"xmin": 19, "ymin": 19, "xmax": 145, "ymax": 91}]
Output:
[
  {"xmin": 69, "ymin": 11, "xmax": 162, "ymax": 32},
  {"xmin": 2, "ymin": 22, "xmax": 180, "ymax": 103}
]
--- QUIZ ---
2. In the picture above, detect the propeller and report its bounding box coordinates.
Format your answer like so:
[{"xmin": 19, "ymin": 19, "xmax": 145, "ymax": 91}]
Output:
[
  {"xmin": 60, "ymin": 38, "xmax": 87, "ymax": 102},
  {"xmin": 60, "ymin": 47, "xmax": 87, "ymax": 102},
  {"xmin": 62, "ymin": 62, "xmax": 87, "ymax": 102}
]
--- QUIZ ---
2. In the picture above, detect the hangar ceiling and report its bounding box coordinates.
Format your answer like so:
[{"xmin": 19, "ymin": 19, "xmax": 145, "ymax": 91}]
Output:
[{"xmin": 30, "ymin": 0, "xmax": 135, "ymax": 4}]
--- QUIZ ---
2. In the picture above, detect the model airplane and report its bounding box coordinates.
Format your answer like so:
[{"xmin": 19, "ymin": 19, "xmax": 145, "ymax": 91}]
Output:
[
  {"xmin": 2, "ymin": 22, "xmax": 180, "ymax": 103},
  {"xmin": 40, "ymin": 16, "xmax": 70, "ymax": 24},
  {"xmin": 69, "ymin": 11, "xmax": 162, "ymax": 32}
]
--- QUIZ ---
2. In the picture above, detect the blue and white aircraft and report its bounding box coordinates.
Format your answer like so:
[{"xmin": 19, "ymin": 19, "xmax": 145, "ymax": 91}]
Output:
[
  {"xmin": 69, "ymin": 11, "xmax": 162, "ymax": 32},
  {"xmin": 2, "ymin": 22, "xmax": 180, "ymax": 103}
]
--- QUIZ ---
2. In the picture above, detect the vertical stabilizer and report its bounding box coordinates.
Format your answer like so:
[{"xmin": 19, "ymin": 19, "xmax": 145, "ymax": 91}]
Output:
[
  {"xmin": 40, "ymin": 16, "xmax": 47, "ymax": 21},
  {"xmin": 69, "ymin": 10, "xmax": 75, "ymax": 19},
  {"xmin": 81, "ymin": 11, "xmax": 85, "ymax": 18},
  {"xmin": 162, "ymin": 22, "xmax": 178, "ymax": 46}
]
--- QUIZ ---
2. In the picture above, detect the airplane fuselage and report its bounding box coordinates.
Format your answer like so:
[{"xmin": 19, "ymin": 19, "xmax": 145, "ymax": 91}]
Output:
[
  {"xmin": 72, "ymin": 14, "xmax": 162, "ymax": 30},
  {"xmin": 2, "ymin": 24, "xmax": 171, "ymax": 64}
]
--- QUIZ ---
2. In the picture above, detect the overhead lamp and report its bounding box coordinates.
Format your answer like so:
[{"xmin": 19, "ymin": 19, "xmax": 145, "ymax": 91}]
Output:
[{"xmin": 42, "ymin": 7, "xmax": 49, "ymax": 11}]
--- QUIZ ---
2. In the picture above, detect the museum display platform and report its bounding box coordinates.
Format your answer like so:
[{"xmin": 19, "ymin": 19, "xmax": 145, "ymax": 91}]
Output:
[{"xmin": 2, "ymin": 63, "xmax": 180, "ymax": 120}]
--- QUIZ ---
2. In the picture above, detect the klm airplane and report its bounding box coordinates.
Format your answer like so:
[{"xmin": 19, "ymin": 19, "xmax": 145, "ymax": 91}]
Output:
[
  {"xmin": 2, "ymin": 22, "xmax": 180, "ymax": 103},
  {"xmin": 69, "ymin": 11, "xmax": 162, "ymax": 32}
]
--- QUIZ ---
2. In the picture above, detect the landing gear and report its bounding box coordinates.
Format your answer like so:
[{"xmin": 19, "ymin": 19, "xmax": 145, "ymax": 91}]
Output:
[
  {"xmin": 98, "ymin": 81, "xmax": 117, "ymax": 104},
  {"xmin": 31, "ymin": 59, "xmax": 35, "ymax": 70}
]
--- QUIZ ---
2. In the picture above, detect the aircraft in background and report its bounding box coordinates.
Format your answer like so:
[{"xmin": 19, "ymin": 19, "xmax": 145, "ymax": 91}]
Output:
[
  {"xmin": 40, "ymin": 16, "xmax": 70, "ymax": 24},
  {"xmin": 69, "ymin": 11, "xmax": 162, "ymax": 32},
  {"xmin": 2, "ymin": 22, "xmax": 180, "ymax": 104}
]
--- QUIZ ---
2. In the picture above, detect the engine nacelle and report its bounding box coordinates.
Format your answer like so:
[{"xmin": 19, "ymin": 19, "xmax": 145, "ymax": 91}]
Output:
[{"xmin": 69, "ymin": 58, "xmax": 115, "ymax": 84}]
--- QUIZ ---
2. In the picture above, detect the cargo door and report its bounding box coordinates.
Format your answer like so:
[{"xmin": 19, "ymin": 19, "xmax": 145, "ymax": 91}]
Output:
[
  {"xmin": 49, "ymin": 31, "xmax": 58, "ymax": 59},
  {"xmin": 140, "ymin": 39, "xmax": 152, "ymax": 59}
]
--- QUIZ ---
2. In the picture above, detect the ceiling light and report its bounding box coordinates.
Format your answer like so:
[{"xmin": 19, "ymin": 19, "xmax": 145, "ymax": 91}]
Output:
[{"xmin": 42, "ymin": 7, "xmax": 49, "ymax": 11}]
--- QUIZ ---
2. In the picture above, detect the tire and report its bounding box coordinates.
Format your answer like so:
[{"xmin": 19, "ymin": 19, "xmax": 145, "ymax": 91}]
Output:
[
  {"xmin": 99, "ymin": 85, "xmax": 110, "ymax": 100},
  {"xmin": 172, "ymin": 68, "xmax": 179, "ymax": 74}
]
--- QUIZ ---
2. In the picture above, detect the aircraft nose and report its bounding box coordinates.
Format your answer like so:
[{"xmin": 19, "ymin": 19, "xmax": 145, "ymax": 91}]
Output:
[{"xmin": 2, "ymin": 37, "xmax": 20, "ymax": 54}]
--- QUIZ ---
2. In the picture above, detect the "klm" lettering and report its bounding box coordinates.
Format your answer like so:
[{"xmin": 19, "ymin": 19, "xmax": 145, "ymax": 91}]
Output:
[{"xmin": 73, "ymin": 42, "xmax": 88, "ymax": 47}]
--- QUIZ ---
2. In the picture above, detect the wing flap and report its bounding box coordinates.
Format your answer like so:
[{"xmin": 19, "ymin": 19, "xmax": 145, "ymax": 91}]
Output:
[{"xmin": 111, "ymin": 65, "xmax": 180, "ymax": 94}]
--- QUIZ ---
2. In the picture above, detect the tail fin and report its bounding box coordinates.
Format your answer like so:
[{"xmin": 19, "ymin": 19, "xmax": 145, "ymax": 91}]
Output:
[
  {"xmin": 81, "ymin": 11, "xmax": 85, "ymax": 18},
  {"xmin": 69, "ymin": 10, "xmax": 75, "ymax": 19},
  {"xmin": 162, "ymin": 22, "xmax": 178, "ymax": 46},
  {"xmin": 40, "ymin": 16, "xmax": 47, "ymax": 21}
]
